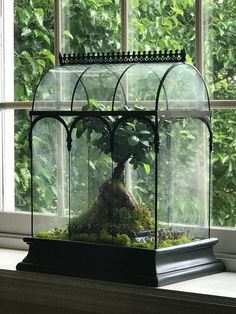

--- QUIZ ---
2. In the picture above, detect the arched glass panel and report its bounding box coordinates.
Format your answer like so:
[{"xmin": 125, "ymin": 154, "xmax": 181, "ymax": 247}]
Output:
[
  {"xmin": 33, "ymin": 65, "xmax": 89, "ymax": 111},
  {"xmin": 72, "ymin": 65, "xmax": 118, "ymax": 110},
  {"xmin": 157, "ymin": 64, "xmax": 209, "ymax": 111},
  {"xmin": 31, "ymin": 117, "xmax": 69, "ymax": 238},
  {"xmin": 112, "ymin": 116, "xmax": 156, "ymax": 248},
  {"xmin": 158, "ymin": 117, "xmax": 210, "ymax": 245},
  {"xmin": 114, "ymin": 63, "xmax": 161, "ymax": 111},
  {"xmin": 69, "ymin": 117, "xmax": 112, "ymax": 243}
]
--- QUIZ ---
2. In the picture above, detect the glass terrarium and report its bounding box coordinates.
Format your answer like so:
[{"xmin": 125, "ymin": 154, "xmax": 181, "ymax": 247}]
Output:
[{"xmin": 17, "ymin": 50, "xmax": 224, "ymax": 286}]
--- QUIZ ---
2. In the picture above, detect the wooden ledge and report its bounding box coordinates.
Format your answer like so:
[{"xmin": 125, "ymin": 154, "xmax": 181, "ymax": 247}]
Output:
[{"xmin": 0, "ymin": 269, "xmax": 235, "ymax": 314}]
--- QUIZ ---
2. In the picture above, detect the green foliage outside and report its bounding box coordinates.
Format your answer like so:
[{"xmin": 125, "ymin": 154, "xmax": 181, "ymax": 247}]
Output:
[
  {"xmin": 14, "ymin": 0, "xmax": 236, "ymax": 229},
  {"xmin": 203, "ymin": 0, "xmax": 236, "ymax": 99},
  {"xmin": 61, "ymin": 0, "xmax": 121, "ymax": 53},
  {"xmin": 14, "ymin": 0, "xmax": 55, "ymax": 210},
  {"xmin": 212, "ymin": 110, "xmax": 236, "ymax": 226},
  {"xmin": 14, "ymin": 0, "xmax": 55, "ymax": 101},
  {"xmin": 128, "ymin": 0, "xmax": 195, "ymax": 62}
]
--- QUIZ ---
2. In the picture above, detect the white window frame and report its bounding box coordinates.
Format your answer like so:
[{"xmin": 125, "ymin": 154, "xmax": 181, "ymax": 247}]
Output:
[{"xmin": 0, "ymin": 0, "xmax": 235, "ymax": 268}]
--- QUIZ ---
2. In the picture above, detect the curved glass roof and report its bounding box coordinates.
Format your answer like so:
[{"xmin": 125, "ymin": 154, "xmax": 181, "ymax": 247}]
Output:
[{"xmin": 33, "ymin": 61, "xmax": 210, "ymax": 112}]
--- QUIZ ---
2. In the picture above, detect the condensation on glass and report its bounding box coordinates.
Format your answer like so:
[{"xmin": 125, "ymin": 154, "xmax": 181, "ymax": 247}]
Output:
[{"xmin": 30, "ymin": 51, "xmax": 211, "ymax": 250}]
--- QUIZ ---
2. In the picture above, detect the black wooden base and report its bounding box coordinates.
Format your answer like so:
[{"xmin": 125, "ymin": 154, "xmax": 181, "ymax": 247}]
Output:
[{"xmin": 17, "ymin": 237, "xmax": 224, "ymax": 286}]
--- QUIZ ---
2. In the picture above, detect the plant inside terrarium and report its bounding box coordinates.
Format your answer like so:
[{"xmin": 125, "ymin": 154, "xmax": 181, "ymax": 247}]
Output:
[{"xmin": 36, "ymin": 100, "xmax": 194, "ymax": 248}]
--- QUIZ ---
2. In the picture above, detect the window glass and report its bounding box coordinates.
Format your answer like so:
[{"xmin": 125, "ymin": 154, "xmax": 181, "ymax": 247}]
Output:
[
  {"xmin": 14, "ymin": 110, "xmax": 31, "ymax": 211},
  {"xmin": 212, "ymin": 109, "xmax": 236, "ymax": 227},
  {"xmin": 14, "ymin": 0, "xmax": 54, "ymax": 212},
  {"xmin": 128, "ymin": 0, "xmax": 195, "ymax": 61},
  {"xmin": 204, "ymin": 0, "xmax": 236, "ymax": 100},
  {"xmin": 61, "ymin": 0, "xmax": 121, "ymax": 53},
  {"xmin": 14, "ymin": 0, "xmax": 54, "ymax": 101}
]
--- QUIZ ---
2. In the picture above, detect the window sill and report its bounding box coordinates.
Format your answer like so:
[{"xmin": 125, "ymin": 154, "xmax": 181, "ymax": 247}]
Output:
[{"xmin": 0, "ymin": 248, "xmax": 236, "ymax": 313}]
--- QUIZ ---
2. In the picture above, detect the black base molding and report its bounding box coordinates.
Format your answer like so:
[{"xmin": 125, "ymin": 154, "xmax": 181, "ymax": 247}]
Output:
[{"xmin": 16, "ymin": 237, "xmax": 224, "ymax": 286}]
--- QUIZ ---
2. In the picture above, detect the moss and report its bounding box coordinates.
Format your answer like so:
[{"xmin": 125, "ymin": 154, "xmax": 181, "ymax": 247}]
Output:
[
  {"xmin": 36, "ymin": 226, "xmax": 68, "ymax": 240},
  {"xmin": 131, "ymin": 240, "xmax": 154, "ymax": 249},
  {"xmin": 115, "ymin": 203, "xmax": 153, "ymax": 234},
  {"xmin": 36, "ymin": 228, "xmax": 194, "ymax": 249},
  {"xmin": 36, "ymin": 231, "xmax": 68, "ymax": 240},
  {"xmin": 36, "ymin": 209, "xmax": 194, "ymax": 250},
  {"xmin": 114, "ymin": 234, "xmax": 132, "ymax": 246},
  {"xmin": 71, "ymin": 233, "xmax": 90, "ymax": 242},
  {"xmin": 99, "ymin": 229, "xmax": 113, "ymax": 244},
  {"xmin": 159, "ymin": 235, "xmax": 194, "ymax": 248},
  {"xmin": 69, "ymin": 202, "xmax": 153, "ymax": 240}
]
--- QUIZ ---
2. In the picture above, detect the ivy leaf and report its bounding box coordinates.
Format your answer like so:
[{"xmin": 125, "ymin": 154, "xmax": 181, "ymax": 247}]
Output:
[
  {"xmin": 140, "ymin": 140, "xmax": 149, "ymax": 147},
  {"xmin": 15, "ymin": 84, "xmax": 25, "ymax": 100},
  {"xmin": 36, "ymin": 59, "xmax": 46, "ymax": 68},
  {"xmin": 22, "ymin": 51, "xmax": 33, "ymax": 65},
  {"xmin": 39, "ymin": 49, "xmax": 55, "ymax": 65},
  {"xmin": 63, "ymin": 30, "xmax": 74, "ymax": 40},
  {"xmin": 35, "ymin": 30, "xmax": 51, "ymax": 44},
  {"xmin": 128, "ymin": 136, "xmax": 139, "ymax": 146},
  {"xmin": 17, "ymin": 8, "xmax": 30, "ymax": 25},
  {"xmin": 89, "ymin": 160, "xmax": 96, "ymax": 170},
  {"xmin": 143, "ymin": 163, "xmax": 151, "ymax": 175},
  {"xmin": 172, "ymin": 7, "xmax": 184, "ymax": 16},
  {"xmin": 34, "ymin": 8, "xmax": 44, "ymax": 27},
  {"xmin": 139, "ymin": 130, "xmax": 151, "ymax": 135},
  {"xmin": 22, "ymin": 28, "xmax": 32, "ymax": 37},
  {"xmin": 76, "ymin": 121, "xmax": 86, "ymax": 138},
  {"xmin": 162, "ymin": 18, "xmax": 173, "ymax": 29}
]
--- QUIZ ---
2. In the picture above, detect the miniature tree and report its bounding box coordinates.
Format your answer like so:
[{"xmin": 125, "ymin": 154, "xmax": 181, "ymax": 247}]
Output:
[{"xmin": 69, "ymin": 101, "xmax": 155, "ymax": 242}]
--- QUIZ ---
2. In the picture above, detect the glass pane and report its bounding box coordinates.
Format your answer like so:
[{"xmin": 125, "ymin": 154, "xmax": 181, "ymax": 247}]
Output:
[
  {"xmin": 158, "ymin": 64, "xmax": 209, "ymax": 111},
  {"xmin": 69, "ymin": 117, "xmax": 112, "ymax": 243},
  {"xmin": 15, "ymin": 110, "xmax": 31, "ymax": 212},
  {"xmin": 117, "ymin": 63, "xmax": 161, "ymax": 111},
  {"xmin": 33, "ymin": 65, "xmax": 89, "ymax": 111},
  {"xmin": 72, "ymin": 65, "xmax": 120, "ymax": 110},
  {"xmin": 128, "ymin": 0, "xmax": 195, "ymax": 61},
  {"xmin": 212, "ymin": 109, "xmax": 236, "ymax": 227},
  {"xmin": 32, "ymin": 117, "xmax": 69, "ymax": 238},
  {"xmin": 112, "ymin": 117, "xmax": 156, "ymax": 248},
  {"xmin": 61, "ymin": 0, "xmax": 121, "ymax": 53},
  {"xmin": 204, "ymin": 0, "xmax": 236, "ymax": 100},
  {"xmin": 158, "ymin": 118, "xmax": 210, "ymax": 245},
  {"xmin": 14, "ymin": 0, "xmax": 54, "ymax": 101}
]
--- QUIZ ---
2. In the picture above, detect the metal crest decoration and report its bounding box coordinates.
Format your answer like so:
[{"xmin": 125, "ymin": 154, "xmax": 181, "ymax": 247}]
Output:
[{"xmin": 59, "ymin": 49, "xmax": 186, "ymax": 66}]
